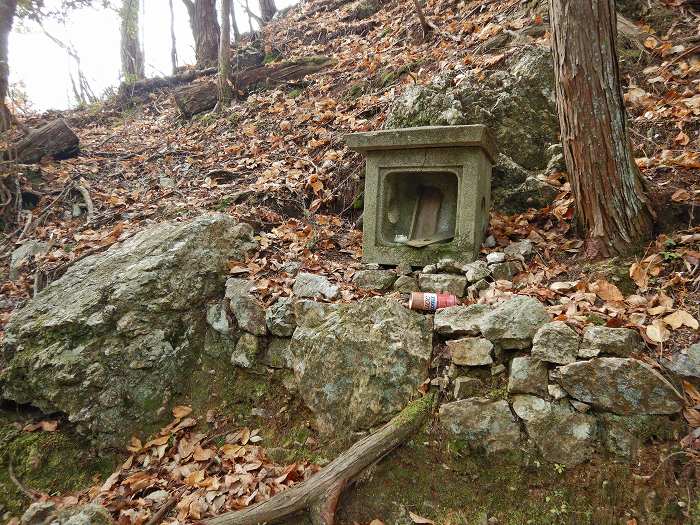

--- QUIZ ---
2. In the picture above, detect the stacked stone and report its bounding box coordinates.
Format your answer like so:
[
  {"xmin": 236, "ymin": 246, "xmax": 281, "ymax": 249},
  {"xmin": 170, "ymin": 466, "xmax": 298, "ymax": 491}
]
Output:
[{"xmin": 436, "ymin": 296, "xmax": 685, "ymax": 466}]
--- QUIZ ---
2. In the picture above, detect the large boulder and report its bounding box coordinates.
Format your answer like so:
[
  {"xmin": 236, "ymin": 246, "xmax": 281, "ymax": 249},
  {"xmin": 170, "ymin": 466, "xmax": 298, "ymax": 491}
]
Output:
[
  {"xmin": 479, "ymin": 295, "xmax": 550, "ymax": 349},
  {"xmin": 384, "ymin": 46, "xmax": 561, "ymax": 214},
  {"xmin": 1, "ymin": 214, "xmax": 257, "ymax": 444},
  {"xmin": 554, "ymin": 358, "xmax": 684, "ymax": 415},
  {"xmin": 289, "ymin": 297, "xmax": 432, "ymax": 433}
]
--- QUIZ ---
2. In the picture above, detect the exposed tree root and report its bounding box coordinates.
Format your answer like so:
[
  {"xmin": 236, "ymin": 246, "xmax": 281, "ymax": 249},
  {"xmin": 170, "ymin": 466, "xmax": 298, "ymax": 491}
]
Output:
[{"xmin": 199, "ymin": 394, "xmax": 434, "ymax": 525}]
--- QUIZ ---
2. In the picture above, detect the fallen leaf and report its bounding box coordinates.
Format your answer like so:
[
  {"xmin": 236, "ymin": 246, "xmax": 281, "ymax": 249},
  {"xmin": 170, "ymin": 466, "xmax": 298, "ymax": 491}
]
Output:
[
  {"xmin": 593, "ymin": 279, "xmax": 624, "ymax": 302},
  {"xmin": 23, "ymin": 420, "xmax": 59, "ymax": 432},
  {"xmin": 684, "ymin": 408, "xmax": 700, "ymax": 428},
  {"xmin": 409, "ymin": 512, "xmax": 435, "ymax": 525},
  {"xmin": 173, "ymin": 405, "xmax": 193, "ymax": 419},
  {"xmin": 629, "ymin": 263, "xmax": 648, "ymax": 290},
  {"xmin": 663, "ymin": 310, "xmax": 699, "ymax": 330},
  {"xmin": 646, "ymin": 319, "xmax": 670, "ymax": 343}
]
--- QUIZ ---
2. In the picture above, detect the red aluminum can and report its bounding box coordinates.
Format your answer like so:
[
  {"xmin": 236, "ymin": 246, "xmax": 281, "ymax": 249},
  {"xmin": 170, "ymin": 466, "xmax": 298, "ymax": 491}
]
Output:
[{"xmin": 409, "ymin": 292, "xmax": 457, "ymax": 312}]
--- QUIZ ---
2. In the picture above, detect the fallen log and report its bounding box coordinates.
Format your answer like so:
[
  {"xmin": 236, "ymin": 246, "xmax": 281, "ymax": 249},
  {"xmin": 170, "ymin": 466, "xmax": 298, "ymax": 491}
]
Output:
[
  {"xmin": 200, "ymin": 394, "xmax": 434, "ymax": 525},
  {"xmin": 5, "ymin": 119, "xmax": 79, "ymax": 164},
  {"xmin": 172, "ymin": 81, "xmax": 220, "ymax": 119},
  {"xmin": 172, "ymin": 56, "xmax": 334, "ymax": 118}
]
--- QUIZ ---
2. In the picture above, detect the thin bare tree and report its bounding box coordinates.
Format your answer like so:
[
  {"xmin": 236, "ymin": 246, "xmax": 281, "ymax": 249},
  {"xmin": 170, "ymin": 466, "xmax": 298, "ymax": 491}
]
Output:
[{"xmin": 217, "ymin": 0, "xmax": 232, "ymax": 109}]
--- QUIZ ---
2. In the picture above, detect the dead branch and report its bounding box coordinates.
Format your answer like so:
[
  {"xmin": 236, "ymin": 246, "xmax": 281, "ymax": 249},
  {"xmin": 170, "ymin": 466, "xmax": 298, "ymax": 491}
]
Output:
[
  {"xmin": 201, "ymin": 394, "xmax": 434, "ymax": 525},
  {"xmin": 8, "ymin": 457, "xmax": 41, "ymax": 501}
]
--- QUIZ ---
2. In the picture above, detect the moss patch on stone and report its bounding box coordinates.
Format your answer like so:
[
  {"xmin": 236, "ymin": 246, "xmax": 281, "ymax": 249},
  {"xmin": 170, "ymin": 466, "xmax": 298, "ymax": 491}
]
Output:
[{"xmin": 0, "ymin": 410, "xmax": 121, "ymax": 517}]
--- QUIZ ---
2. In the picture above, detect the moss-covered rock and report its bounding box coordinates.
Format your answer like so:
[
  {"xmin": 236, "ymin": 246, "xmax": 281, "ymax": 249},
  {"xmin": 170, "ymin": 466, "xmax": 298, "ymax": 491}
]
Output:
[
  {"xmin": 1, "ymin": 214, "xmax": 257, "ymax": 446},
  {"xmin": 0, "ymin": 411, "xmax": 120, "ymax": 518}
]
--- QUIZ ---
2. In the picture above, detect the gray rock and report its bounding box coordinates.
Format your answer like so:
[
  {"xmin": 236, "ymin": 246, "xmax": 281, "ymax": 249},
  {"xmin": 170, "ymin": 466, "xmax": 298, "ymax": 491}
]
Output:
[
  {"xmin": 9, "ymin": 240, "xmax": 48, "ymax": 280},
  {"xmin": 433, "ymin": 304, "xmax": 490, "ymax": 336},
  {"xmin": 598, "ymin": 413, "xmax": 672, "ymax": 460},
  {"xmin": 480, "ymin": 295, "xmax": 550, "ymax": 349},
  {"xmin": 508, "ymin": 356, "xmax": 548, "ymax": 397},
  {"xmin": 463, "ymin": 260, "xmax": 491, "ymax": 283},
  {"xmin": 393, "ymin": 275, "xmax": 420, "ymax": 293},
  {"xmin": 570, "ymin": 400, "xmax": 591, "ymax": 413},
  {"xmin": 483, "ymin": 235, "xmax": 496, "ymax": 248},
  {"xmin": 466, "ymin": 279, "xmax": 490, "ymax": 301},
  {"xmin": 159, "ymin": 176, "xmax": 176, "ymax": 188},
  {"xmin": 548, "ymin": 383, "xmax": 568, "ymax": 400},
  {"xmin": 495, "ymin": 176, "xmax": 559, "ymax": 214},
  {"xmin": 293, "ymin": 273, "xmax": 340, "ymax": 300},
  {"xmin": 447, "ymin": 337, "xmax": 493, "ymax": 366},
  {"xmin": 490, "ymin": 261, "xmax": 522, "ymax": 281},
  {"xmin": 293, "ymin": 299, "xmax": 338, "ymax": 328},
  {"xmin": 439, "ymin": 398, "xmax": 521, "ymax": 453},
  {"xmin": 225, "ymin": 278, "xmax": 254, "ymax": 299},
  {"xmin": 231, "ymin": 333, "xmax": 261, "ymax": 368},
  {"xmin": 578, "ymin": 326, "xmax": 641, "ymax": 358},
  {"xmin": 531, "ymin": 321, "xmax": 579, "ymax": 365},
  {"xmin": 263, "ymin": 337, "xmax": 292, "ymax": 369},
  {"xmin": 437, "ymin": 258, "xmax": 465, "ymax": 274},
  {"xmin": 453, "ymin": 376, "xmax": 484, "ymax": 400},
  {"xmin": 228, "ymin": 287, "xmax": 267, "ymax": 336},
  {"xmin": 511, "ymin": 394, "xmax": 551, "ymax": 421},
  {"xmin": 280, "ymin": 260, "xmax": 302, "ymax": 275},
  {"xmin": 525, "ymin": 402, "xmax": 597, "ymax": 467},
  {"xmin": 265, "ymin": 297, "xmax": 296, "ymax": 337},
  {"xmin": 661, "ymin": 343, "xmax": 700, "ymax": 380},
  {"xmin": 385, "ymin": 84, "xmax": 467, "ymax": 129},
  {"xmin": 486, "ymin": 252, "xmax": 506, "ymax": 264},
  {"xmin": 491, "ymin": 363, "xmax": 506, "ymax": 376},
  {"xmin": 504, "ymin": 240, "xmax": 534, "ymax": 259},
  {"xmin": 418, "ymin": 273, "xmax": 468, "ymax": 296},
  {"xmin": 352, "ymin": 269, "xmax": 397, "ymax": 291},
  {"xmin": 1, "ymin": 214, "xmax": 256, "ymax": 444},
  {"xmin": 395, "ymin": 262, "xmax": 413, "ymax": 275},
  {"xmin": 206, "ymin": 302, "xmax": 232, "ymax": 335},
  {"xmin": 289, "ymin": 297, "xmax": 432, "ymax": 433},
  {"xmin": 555, "ymin": 358, "xmax": 684, "ymax": 415},
  {"xmin": 21, "ymin": 503, "xmax": 112, "ymax": 525}
]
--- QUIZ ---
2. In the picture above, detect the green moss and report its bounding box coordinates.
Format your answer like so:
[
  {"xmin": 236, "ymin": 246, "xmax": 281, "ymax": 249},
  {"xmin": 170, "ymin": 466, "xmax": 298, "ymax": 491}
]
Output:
[
  {"xmin": 0, "ymin": 411, "xmax": 120, "ymax": 517},
  {"xmin": 337, "ymin": 426, "xmax": 698, "ymax": 525},
  {"xmin": 288, "ymin": 88, "xmax": 303, "ymax": 98}
]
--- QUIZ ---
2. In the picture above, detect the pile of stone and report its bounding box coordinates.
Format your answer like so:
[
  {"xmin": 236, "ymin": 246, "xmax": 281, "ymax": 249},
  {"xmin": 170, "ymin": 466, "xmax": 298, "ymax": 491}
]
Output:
[
  {"xmin": 350, "ymin": 240, "xmax": 534, "ymax": 300},
  {"xmin": 435, "ymin": 296, "xmax": 685, "ymax": 465}
]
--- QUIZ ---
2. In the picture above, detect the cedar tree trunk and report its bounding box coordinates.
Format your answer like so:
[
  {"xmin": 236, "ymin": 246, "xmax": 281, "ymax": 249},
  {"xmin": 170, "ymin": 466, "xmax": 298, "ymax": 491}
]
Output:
[
  {"xmin": 218, "ymin": 0, "xmax": 232, "ymax": 107},
  {"xmin": 120, "ymin": 0, "xmax": 145, "ymax": 81},
  {"xmin": 259, "ymin": 0, "xmax": 276, "ymax": 22},
  {"xmin": 195, "ymin": 0, "xmax": 220, "ymax": 68},
  {"xmin": 0, "ymin": 0, "xmax": 17, "ymax": 131},
  {"xmin": 549, "ymin": 0, "xmax": 654, "ymax": 257},
  {"xmin": 182, "ymin": 0, "xmax": 195, "ymax": 36}
]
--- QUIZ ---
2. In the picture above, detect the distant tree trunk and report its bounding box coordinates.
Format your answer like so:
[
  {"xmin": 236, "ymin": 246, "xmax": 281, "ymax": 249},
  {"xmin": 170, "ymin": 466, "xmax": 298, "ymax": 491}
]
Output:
[
  {"xmin": 169, "ymin": 0, "xmax": 178, "ymax": 73},
  {"xmin": 218, "ymin": 0, "xmax": 232, "ymax": 108},
  {"xmin": 245, "ymin": 0, "xmax": 254, "ymax": 31},
  {"xmin": 0, "ymin": 0, "xmax": 17, "ymax": 131},
  {"xmin": 194, "ymin": 0, "xmax": 219, "ymax": 68},
  {"xmin": 230, "ymin": 4, "xmax": 240, "ymax": 42},
  {"xmin": 259, "ymin": 0, "xmax": 276, "ymax": 22},
  {"xmin": 120, "ymin": 0, "xmax": 145, "ymax": 81},
  {"xmin": 549, "ymin": 0, "xmax": 654, "ymax": 257}
]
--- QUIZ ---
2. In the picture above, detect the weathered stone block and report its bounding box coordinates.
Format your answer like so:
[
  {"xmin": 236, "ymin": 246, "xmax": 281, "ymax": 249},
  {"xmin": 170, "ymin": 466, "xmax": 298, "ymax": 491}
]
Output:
[{"xmin": 345, "ymin": 125, "xmax": 495, "ymax": 266}]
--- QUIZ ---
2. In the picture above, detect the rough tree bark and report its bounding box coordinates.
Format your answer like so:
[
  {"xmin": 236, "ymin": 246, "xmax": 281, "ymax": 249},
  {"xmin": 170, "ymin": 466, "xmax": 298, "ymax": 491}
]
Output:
[
  {"xmin": 201, "ymin": 394, "xmax": 433, "ymax": 525},
  {"xmin": 218, "ymin": 0, "xmax": 233, "ymax": 108},
  {"xmin": 549, "ymin": 0, "xmax": 654, "ymax": 257},
  {"xmin": 120, "ymin": 0, "xmax": 145, "ymax": 81},
  {"xmin": 0, "ymin": 0, "xmax": 17, "ymax": 131},
  {"xmin": 181, "ymin": 0, "xmax": 195, "ymax": 36},
  {"xmin": 195, "ymin": 0, "xmax": 220, "ymax": 68},
  {"xmin": 259, "ymin": 0, "xmax": 276, "ymax": 22},
  {"xmin": 169, "ymin": 0, "xmax": 178, "ymax": 73}
]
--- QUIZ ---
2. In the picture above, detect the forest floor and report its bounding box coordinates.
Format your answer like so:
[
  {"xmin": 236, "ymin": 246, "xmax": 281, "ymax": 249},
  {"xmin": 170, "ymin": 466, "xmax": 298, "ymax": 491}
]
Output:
[{"xmin": 1, "ymin": 0, "xmax": 700, "ymax": 523}]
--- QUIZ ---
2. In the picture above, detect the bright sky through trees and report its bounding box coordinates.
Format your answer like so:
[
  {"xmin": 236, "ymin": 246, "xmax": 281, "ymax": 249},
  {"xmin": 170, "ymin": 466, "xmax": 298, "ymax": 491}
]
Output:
[{"xmin": 10, "ymin": 0, "xmax": 297, "ymax": 110}]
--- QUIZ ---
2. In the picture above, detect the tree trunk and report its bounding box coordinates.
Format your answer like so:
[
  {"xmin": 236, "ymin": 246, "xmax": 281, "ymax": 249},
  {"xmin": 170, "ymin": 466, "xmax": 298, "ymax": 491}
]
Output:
[
  {"xmin": 549, "ymin": 0, "xmax": 654, "ymax": 257},
  {"xmin": 182, "ymin": 0, "xmax": 195, "ymax": 36},
  {"xmin": 218, "ymin": 0, "xmax": 232, "ymax": 108},
  {"xmin": 230, "ymin": 4, "xmax": 240, "ymax": 42},
  {"xmin": 169, "ymin": 0, "xmax": 178, "ymax": 73},
  {"xmin": 0, "ymin": 0, "xmax": 17, "ymax": 131},
  {"xmin": 5, "ymin": 119, "xmax": 79, "ymax": 163},
  {"xmin": 259, "ymin": 0, "xmax": 277, "ymax": 22},
  {"xmin": 202, "ymin": 394, "xmax": 433, "ymax": 525},
  {"xmin": 120, "ymin": 0, "xmax": 145, "ymax": 81},
  {"xmin": 195, "ymin": 0, "xmax": 220, "ymax": 68}
]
